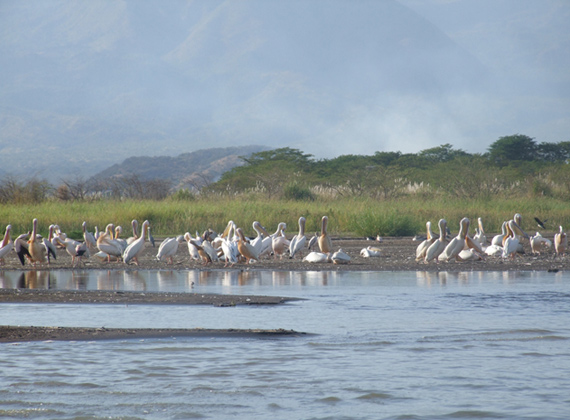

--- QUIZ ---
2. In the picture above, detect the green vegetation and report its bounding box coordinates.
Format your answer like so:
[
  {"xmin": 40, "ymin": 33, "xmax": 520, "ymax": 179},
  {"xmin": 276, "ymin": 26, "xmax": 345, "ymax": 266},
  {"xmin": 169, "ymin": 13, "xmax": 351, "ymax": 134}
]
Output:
[
  {"xmin": 1, "ymin": 134, "xmax": 569, "ymax": 238},
  {"xmin": 1, "ymin": 196, "xmax": 569, "ymax": 240}
]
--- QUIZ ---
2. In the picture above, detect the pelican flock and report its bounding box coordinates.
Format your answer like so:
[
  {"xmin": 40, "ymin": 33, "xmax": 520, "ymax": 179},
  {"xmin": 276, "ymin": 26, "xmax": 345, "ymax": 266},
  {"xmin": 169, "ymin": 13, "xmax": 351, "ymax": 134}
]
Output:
[{"xmin": 0, "ymin": 213, "xmax": 566, "ymax": 268}]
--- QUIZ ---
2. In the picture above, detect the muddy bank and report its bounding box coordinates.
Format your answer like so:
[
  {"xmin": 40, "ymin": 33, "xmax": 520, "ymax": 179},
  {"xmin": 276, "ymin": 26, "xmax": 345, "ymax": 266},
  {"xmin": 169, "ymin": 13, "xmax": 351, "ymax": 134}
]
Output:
[
  {"xmin": 0, "ymin": 288, "xmax": 300, "ymax": 305},
  {"xmin": 0, "ymin": 326, "xmax": 306, "ymax": 343}
]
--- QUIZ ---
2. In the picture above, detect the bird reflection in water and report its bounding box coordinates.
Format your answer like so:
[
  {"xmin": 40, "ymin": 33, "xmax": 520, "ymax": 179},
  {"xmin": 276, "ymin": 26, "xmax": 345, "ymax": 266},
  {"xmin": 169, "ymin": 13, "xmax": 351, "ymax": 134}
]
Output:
[{"xmin": 16, "ymin": 270, "xmax": 52, "ymax": 289}]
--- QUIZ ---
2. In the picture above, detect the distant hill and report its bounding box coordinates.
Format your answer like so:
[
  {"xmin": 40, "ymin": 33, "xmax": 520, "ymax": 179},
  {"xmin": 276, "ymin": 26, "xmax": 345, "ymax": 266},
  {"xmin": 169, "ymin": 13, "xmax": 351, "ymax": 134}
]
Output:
[{"xmin": 90, "ymin": 145, "xmax": 267, "ymax": 190}]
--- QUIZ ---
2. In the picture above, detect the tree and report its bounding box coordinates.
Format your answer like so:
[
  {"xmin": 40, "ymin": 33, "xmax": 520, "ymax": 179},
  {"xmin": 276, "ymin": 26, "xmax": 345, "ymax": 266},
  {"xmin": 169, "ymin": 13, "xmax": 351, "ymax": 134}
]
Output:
[
  {"xmin": 418, "ymin": 144, "xmax": 469, "ymax": 162},
  {"xmin": 487, "ymin": 134, "xmax": 537, "ymax": 165}
]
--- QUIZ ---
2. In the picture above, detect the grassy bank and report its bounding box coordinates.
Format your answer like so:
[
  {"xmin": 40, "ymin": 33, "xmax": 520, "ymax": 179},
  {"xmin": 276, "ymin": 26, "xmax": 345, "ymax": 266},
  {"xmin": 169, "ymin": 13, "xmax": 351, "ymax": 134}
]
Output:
[{"xmin": 0, "ymin": 197, "xmax": 567, "ymax": 239}]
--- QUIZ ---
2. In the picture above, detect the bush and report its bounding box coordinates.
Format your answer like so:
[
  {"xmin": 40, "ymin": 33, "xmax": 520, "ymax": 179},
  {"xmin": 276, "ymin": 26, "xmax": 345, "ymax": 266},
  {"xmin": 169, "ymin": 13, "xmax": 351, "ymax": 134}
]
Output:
[{"xmin": 282, "ymin": 183, "xmax": 315, "ymax": 201}]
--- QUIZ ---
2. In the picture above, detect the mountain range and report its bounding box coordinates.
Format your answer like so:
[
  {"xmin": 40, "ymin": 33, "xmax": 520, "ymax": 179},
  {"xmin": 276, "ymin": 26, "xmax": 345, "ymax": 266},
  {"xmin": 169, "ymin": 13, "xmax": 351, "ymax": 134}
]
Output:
[{"xmin": 0, "ymin": 0, "xmax": 568, "ymax": 182}]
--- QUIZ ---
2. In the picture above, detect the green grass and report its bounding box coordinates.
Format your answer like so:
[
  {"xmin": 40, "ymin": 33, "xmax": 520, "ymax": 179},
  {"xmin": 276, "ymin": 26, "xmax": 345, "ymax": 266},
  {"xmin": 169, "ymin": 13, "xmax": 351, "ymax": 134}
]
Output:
[{"xmin": 1, "ymin": 196, "xmax": 568, "ymax": 239}]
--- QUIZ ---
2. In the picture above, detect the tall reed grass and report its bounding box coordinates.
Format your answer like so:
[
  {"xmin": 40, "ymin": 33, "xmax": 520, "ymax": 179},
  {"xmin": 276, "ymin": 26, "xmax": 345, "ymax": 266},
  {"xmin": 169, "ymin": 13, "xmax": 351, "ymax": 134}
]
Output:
[{"xmin": 0, "ymin": 197, "xmax": 567, "ymax": 239}]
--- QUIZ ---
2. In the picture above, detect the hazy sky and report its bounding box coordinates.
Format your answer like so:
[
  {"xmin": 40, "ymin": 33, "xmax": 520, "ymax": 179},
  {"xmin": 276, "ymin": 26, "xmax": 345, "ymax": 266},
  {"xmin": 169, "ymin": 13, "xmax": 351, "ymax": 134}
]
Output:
[{"xmin": 0, "ymin": 0, "xmax": 568, "ymax": 179}]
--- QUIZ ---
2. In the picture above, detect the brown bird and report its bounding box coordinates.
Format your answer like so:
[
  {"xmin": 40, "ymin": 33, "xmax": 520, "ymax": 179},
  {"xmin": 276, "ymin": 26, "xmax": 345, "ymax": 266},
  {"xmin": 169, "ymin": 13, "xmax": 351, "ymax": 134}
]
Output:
[
  {"xmin": 28, "ymin": 218, "xmax": 47, "ymax": 265},
  {"xmin": 318, "ymin": 216, "xmax": 333, "ymax": 254},
  {"xmin": 236, "ymin": 227, "xmax": 259, "ymax": 264}
]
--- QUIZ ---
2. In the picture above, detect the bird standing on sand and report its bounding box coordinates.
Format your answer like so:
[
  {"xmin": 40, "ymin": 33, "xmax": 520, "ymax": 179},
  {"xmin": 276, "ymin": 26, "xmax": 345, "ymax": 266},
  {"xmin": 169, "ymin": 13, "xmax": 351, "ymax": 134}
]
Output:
[{"xmin": 318, "ymin": 216, "xmax": 332, "ymax": 254}]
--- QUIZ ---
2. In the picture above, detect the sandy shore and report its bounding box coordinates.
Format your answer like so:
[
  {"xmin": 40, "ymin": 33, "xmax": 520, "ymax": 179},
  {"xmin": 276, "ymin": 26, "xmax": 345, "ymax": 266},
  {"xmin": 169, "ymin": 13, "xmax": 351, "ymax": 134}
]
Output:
[
  {"xmin": 1, "ymin": 235, "xmax": 567, "ymax": 343},
  {"xmin": 0, "ymin": 235, "xmax": 566, "ymax": 273}
]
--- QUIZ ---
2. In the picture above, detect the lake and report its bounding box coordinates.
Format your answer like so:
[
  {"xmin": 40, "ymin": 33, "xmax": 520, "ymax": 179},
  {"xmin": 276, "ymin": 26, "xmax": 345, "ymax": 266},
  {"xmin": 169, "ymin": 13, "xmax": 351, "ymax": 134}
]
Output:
[{"xmin": 1, "ymin": 269, "xmax": 569, "ymax": 419}]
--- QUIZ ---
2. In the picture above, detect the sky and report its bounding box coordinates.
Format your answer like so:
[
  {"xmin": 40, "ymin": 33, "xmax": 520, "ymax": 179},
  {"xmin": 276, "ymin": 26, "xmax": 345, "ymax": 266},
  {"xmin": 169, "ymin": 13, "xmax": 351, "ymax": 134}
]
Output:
[{"xmin": 0, "ymin": 0, "xmax": 569, "ymax": 179}]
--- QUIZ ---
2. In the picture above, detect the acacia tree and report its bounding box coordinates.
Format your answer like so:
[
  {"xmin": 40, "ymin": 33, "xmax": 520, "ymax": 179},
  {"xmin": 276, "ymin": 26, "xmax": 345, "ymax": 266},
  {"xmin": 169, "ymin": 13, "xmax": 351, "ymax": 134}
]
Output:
[{"xmin": 487, "ymin": 134, "xmax": 537, "ymax": 165}]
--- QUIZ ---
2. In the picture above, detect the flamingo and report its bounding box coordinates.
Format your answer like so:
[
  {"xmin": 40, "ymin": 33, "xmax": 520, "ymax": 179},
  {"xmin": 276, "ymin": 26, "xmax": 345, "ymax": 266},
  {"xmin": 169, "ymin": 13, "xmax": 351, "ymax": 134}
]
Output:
[
  {"xmin": 318, "ymin": 216, "xmax": 333, "ymax": 254},
  {"xmin": 123, "ymin": 220, "xmax": 150, "ymax": 265},
  {"xmin": 289, "ymin": 216, "xmax": 307, "ymax": 259}
]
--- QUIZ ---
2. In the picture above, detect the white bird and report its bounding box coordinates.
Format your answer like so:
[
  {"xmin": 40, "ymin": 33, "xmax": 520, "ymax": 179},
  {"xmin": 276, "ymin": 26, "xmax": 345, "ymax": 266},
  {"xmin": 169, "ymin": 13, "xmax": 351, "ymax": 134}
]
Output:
[
  {"xmin": 82, "ymin": 221, "xmax": 97, "ymax": 249},
  {"xmin": 302, "ymin": 251, "xmax": 331, "ymax": 263},
  {"xmin": 439, "ymin": 218, "xmax": 470, "ymax": 262},
  {"xmin": 530, "ymin": 231, "xmax": 552, "ymax": 255},
  {"xmin": 554, "ymin": 225, "xmax": 567, "ymax": 257},
  {"xmin": 473, "ymin": 217, "xmax": 486, "ymax": 246},
  {"xmin": 484, "ymin": 244, "xmax": 503, "ymax": 256},
  {"xmin": 360, "ymin": 246, "xmax": 381, "ymax": 257},
  {"xmin": 220, "ymin": 225, "xmax": 239, "ymax": 267},
  {"xmin": 55, "ymin": 236, "xmax": 84, "ymax": 265},
  {"xmin": 250, "ymin": 221, "xmax": 269, "ymax": 256},
  {"xmin": 331, "ymin": 248, "xmax": 351, "ymax": 264},
  {"xmin": 425, "ymin": 219, "xmax": 448, "ymax": 263},
  {"xmin": 459, "ymin": 248, "xmax": 484, "ymax": 261},
  {"xmin": 0, "ymin": 225, "xmax": 13, "ymax": 265},
  {"xmin": 156, "ymin": 235, "xmax": 184, "ymax": 264},
  {"xmin": 502, "ymin": 221, "xmax": 520, "ymax": 259},
  {"xmin": 289, "ymin": 216, "xmax": 307, "ymax": 259},
  {"xmin": 123, "ymin": 220, "xmax": 150, "ymax": 265},
  {"xmin": 97, "ymin": 224, "xmax": 124, "ymax": 262},
  {"xmin": 491, "ymin": 221, "xmax": 508, "ymax": 246},
  {"xmin": 272, "ymin": 223, "xmax": 289, "ymax": 259},
  {"xmin": 416, "ymin": 221, "xmax": 436, "ymax": 261},
  {"xmin": 123, "ymin": 219, "xmax": 139, "ymax": 245},
  {"xmin": 184, "ymin": 232, "xmax": 201, "ymax": 260}
]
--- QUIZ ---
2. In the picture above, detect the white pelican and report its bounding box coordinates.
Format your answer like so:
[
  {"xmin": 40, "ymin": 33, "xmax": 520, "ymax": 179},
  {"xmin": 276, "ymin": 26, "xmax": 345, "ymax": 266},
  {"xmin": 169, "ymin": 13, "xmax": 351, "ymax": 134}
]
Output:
[
  {"xmin": 156, "ymin": 235, "xmax": 184, "ymax": 264},
  {"xmin": 318, "ymin": 216, "xmax": 333, "ymax": 254},
  {"xmin": 96, "ymin": 224, "xmax": 124, "ymax": 262},
  {"xmin": 126, "ymin": 220, "xmax": 139, "ymax": 245},
  {"xmin": 307, "ymin": 233, "xmax": 318, "ymax": 251},
  {"xmin": 221, "ymin": 234, "xmax": 239, "ymax": 267},
  {"xmin": 123, "ymin": 220, "xmax": 150, "ymax": 265},
  {"xmin": 331, "ymin": 248, "xmax": 350, "ymax": 264},
  {"xmin": 302, "ymin": 251, "xmax": 331, "ymax": 263},
  {"xmin": 42, "ymin": 224, "xmax": 58, "ymax": 264},
  {"xmin": 458, "ymin": 248, "xmax": 484, "ymax": 261},
  {"xmin": 272, "ymin": 223, "xmax": 289, "ymax": 259},
  {"xmin": 0, "ymin": 225, "xmax": 13, "ymax": 265},
  {"xmin": 360, "ymin": 246, "xmax": 381, "ymax": 258},
  {"xmin": 439, "ymin": 218, "xmax": 470, "ymax": 262},
  {"xmin": 289, "ymin": 217, "xmax": 307, "ymax": 259},
  {"xmin": 491, "ymin": 221, "xmax": 508, "ymax": 246},
  {"xmin": 184, "ymin": 232, "xmax": 201, "ymax": 260},
  {"xmin": 554, "ymin": 226, "xmax": 567, "ymax": 257},
  {"xmin": 473, "ymin": 217, "xmax": 486, "ymax": 246},
  {"xmin": 484, "ymin": 244, "xmax": 503, "ymax": 256},
  {"xmin": 28, "ymin": 218, "xmax": 46, "ymax": 265},
  {"xmin": 251, "ymin": 221, "xmax": 269, "ymax": 256},
  {"xmin": 502, "ymin": 221, "xmax": 520, "ymax": 259},
  {"xmin": 200, "ymin": 233, "xmax": 219, "ymax": 262},
  {"xmin": 82, "ymin": 221, "xmax": 97, "ymax": 249},
  {"xmin": 530, "ymin": 231, "xmax": 552, "ymax": 255},
  {"xmin": 114, "ymin": 225, "xmax": 128, "ymax": 252},
  {"xmin": 416, "ymin": 221, "xmax": 436, "ymax": 261},
  {"xmin": 425, "ymin": 219, "xmax": 448, "ymax": 263},
  {"xmin": 236, "ymin": 227, "xmax": 259, "ymax": 263},
  {"xmin": 55, "ymin": 236, "xmax": 84, "ymax": 265}
]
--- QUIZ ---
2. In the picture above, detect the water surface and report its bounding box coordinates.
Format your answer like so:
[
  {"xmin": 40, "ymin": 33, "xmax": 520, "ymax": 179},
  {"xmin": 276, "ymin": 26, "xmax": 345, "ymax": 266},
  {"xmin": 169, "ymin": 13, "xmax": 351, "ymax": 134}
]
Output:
[{"xmin": 1, "ymin": 269, "xmax": 569, "ymax": 419}]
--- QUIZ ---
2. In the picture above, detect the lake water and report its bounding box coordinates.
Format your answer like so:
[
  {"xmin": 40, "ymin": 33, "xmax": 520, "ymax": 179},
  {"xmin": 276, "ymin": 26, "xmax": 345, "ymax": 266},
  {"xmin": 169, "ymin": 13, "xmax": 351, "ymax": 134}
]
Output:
[{"xmin": 1, "ymin": 269, "xmax": 569, "ymax": 419}]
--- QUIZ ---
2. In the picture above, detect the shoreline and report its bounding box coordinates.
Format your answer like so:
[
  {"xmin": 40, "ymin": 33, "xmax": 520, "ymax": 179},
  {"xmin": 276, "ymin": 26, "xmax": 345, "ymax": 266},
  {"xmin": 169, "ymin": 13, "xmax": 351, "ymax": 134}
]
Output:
[{"xmin": 0, "ymin": 326, "xmax": 307, "ymax": 343}]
